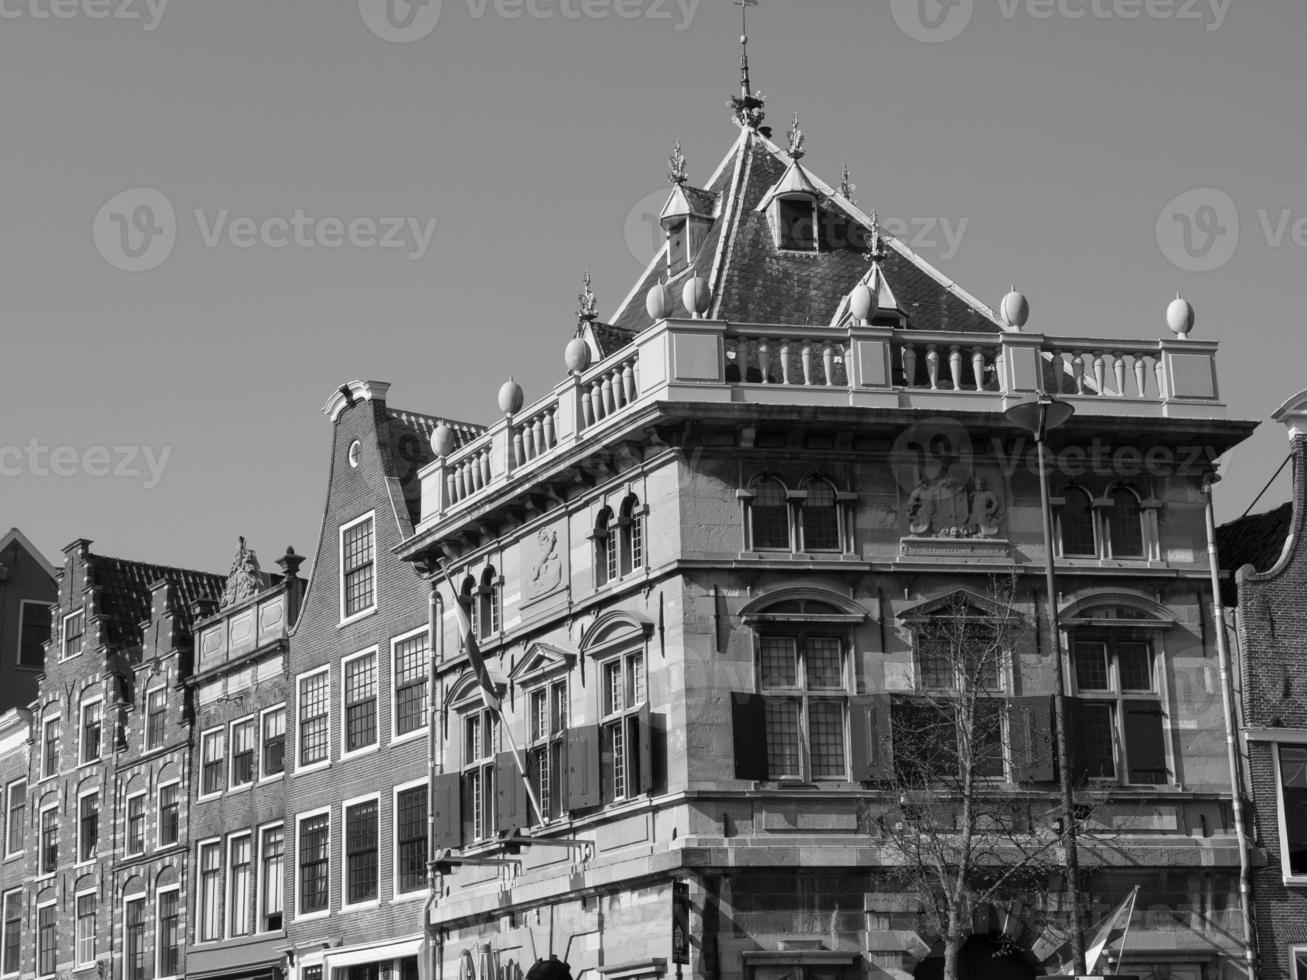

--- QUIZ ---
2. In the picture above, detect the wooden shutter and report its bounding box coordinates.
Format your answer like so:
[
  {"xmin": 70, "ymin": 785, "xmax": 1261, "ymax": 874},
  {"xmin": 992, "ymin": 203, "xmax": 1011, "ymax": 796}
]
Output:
[
  {"xmin": 638, "ymin": 703, "xmax": 655, "ymax": 796},
  {"xmin": 496, "ymin": 751, "xmax": 528, "ymax": 833},
  {"xmin": 566, "ymin": 724, "xmax": 601, "ymax": 811},
  {"xmin": 849, "ymin": 694, "xmax": 893, "ymax": 781},
  {"xmin": 732, "ymin": 692, "xmax": 769, "ymax": 780},
  {"xmin": 1009, "ymin": 696, "xmax": 1055, "ymax": 783},
  {"xmin": 431, "ymin": 772, "xmax": 462, "ymax": 851},
  {"xmin": 1123, "ymin": 701, "xmax": 1168, "ymax": 785}
]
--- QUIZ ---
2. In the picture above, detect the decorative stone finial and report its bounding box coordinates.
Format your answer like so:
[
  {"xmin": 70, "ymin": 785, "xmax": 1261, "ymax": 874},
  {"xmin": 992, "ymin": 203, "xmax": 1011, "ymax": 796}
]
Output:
[
  {"xmin": 864, "ymin": 210, "xmax": 885, "ymax": 261},
  {"xmin": 577, "ymin": 269, "xmax": 598, "ymax": 326},
  {"xmin": 668, "ymin": 139, "xmax": 688, "ymax": 186},
  {"xmin": 431, "ymin": 422, "xmax": 457, "ymax": 457},
  {"xmin": 850, "ymin": 271, "xmax": 879, "ymax": 326},
  {"xmin": 646, "ymin": 280, "xmax": 674, "ymax": 320},
  {"xmin": 683, "ymin": 276, "xmax": 712, "ymax": 318},
  {"xmin": 839, "ymin": 163, "xmax": 856, "ymax": 204},
  {"xmin": 219, "ymin": 537, "xmax": 262, "ymax": 610},
  {"xmin": 564, "ymin": 337, "xmax": 592, "ymax": 375},
  {"xmin": 786, "ymin": 112, "xmax": 805, "ymax": 160},
  {"xmin": 1001, "ymin": 287, "xmax": 1030, "ymax": 330},
  {"xmin": 498, "ymin": 378, "xmax": 525, "ymax": 416},
  {"xmin": 276, "ymin": 546, "xmax": 305, "ymax": 579},
  {"xmin": 1167, "ymin": 293, "xmax": 1195, "ymax": 339}
]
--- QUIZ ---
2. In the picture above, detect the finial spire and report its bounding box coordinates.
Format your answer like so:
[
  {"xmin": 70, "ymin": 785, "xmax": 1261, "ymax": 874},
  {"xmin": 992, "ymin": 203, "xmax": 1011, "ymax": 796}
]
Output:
[
  {"xmin": 728, "ymin": 1, "xmax": 769, "ymax": 135},
  {"xmin": 839, "ymin": 162, "xmax": 856, "ymax": 204},
  {"xmin": 668, "ymin": 138, "xmax": 688, "ymax": 186},
  {"xmin": 865, "ymin": 210, "xmax": 885, "ymax": 261},
  {"xmin": 786, "ymin": 112, "xmax": 805, "ymax": 160},
  {"xmin": 577, "ymin": 269, "xmax": 598, "ymax": 326}
]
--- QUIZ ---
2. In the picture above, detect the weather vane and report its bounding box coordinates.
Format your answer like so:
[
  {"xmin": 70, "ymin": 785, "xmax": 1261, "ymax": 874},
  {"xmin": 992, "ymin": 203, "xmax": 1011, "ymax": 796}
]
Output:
[
  {"xmin": 786, "ymin": 112, "xmax": 805, "ymax": 160},
  {"xmin": 668, "ymin": 138, "xmax": 688, "ymax": 186},
  {"xmin": 577, "ymin": 269, "xmax": 598, "ymax": 325},
  {"xmin": 839, "ymin": 163, "xmax": 856, "ymax": 204},
  {"xmin": 728, "ymin": 0, "xmax": 769, "ymax": 135}
]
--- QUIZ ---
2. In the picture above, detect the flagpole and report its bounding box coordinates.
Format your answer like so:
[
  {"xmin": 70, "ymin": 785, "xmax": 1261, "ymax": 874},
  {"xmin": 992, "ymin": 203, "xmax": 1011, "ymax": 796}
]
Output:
[
  {"xmin": 1111, "ymin": 887, "xmax": 1139, "ymax": 976},
  {"xmin": 501, "ymin": 719, "xmax": 544, "ymax": 825}
]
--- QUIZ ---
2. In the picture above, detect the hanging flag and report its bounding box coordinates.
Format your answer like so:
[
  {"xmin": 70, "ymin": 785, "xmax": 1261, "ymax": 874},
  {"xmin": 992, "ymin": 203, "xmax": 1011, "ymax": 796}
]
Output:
[
  {"xmin": 439, "ymin": 563, "xmax": 502, "ymax": 711},
  {"xmin": 1084, "ymin": 886, "xmax": 1140, "ymax": 975}
]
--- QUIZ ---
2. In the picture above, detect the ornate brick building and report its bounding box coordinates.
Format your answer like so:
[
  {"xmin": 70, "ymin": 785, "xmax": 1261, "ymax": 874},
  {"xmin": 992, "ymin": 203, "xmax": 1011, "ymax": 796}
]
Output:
[{"xmin": 0, "ymin": 527, "xmax": 58, "ymax": 710}]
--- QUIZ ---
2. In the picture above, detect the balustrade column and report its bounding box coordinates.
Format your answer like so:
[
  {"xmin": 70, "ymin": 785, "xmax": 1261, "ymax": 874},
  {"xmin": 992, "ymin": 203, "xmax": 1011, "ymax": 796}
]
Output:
[
  {"xmin": 1112, "ymin": 352, "xmax": 1126, "ymax": 397},
  {"xmin": 779, "ymin": 340, "xmax": 792, "ymax": 384},
  {"xmin": 902, "ymin": 343, "xmax": 917, "ymax": 388},
  {"xmin": 823, "ymin": 342, "xmax": 835, "ymax": 386},
  {"xmin": 1092, "ymin": 351, "xmax": 1106, "ymax": 396},
  {"xmin": 972, "ymin": 347, "xmax": 986, "ymax": 392},
  {"xmin": 926, "ymin": 344, "xmax": 940, "ymax": 390},
  {"xmin": 801, "ymin": 342, "xmax": 814, "ymax": 386}
]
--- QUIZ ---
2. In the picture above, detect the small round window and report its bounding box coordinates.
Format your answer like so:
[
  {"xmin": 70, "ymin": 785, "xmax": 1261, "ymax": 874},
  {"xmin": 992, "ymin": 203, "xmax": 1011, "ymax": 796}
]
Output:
[{"xmin": 348, "ymin": 440, "xmax": 362, "ymax": 468}]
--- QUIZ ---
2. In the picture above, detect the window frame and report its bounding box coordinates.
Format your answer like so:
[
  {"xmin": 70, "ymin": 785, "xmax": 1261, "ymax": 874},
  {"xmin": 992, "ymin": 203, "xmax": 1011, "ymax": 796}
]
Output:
[
  {"xmin": 144, "ymin": 686, "xmax": 167, "ymax": 751},
  {"xmin": 37, "ymin": 804, "xmax": 58, "ymax": 876},
  {"xmin": 74, "ymin": 889, "xmax": 97, "ymax": 968},
  {"xmin": 36, "ymin": 900, "xmax": 56, "ymax": 980},
  {"xmin": 17, "ymin": 599, "xmax": 51, "ymax": 668},
  {"xmin": 618, "ymin": 495, "xmax": 647, "ymax": 577},
  {"xmin": 341, "ymin": 792, "xmax": 381, "ymax": 910},
  {"xmin": 39, "ymin": 714, "xmax": 60, "ymax": 780},
  {"xmin": 1055, "ymin": 483, "xmax": 1156, "ymax": 561},
  {"xmin": 229, "ymin": 715, "xmax": 257, "ymax": 790},
  {"xmin": 3, "ymin": 781, "xmax": 24, "ymax": 859},
  {"xmin": 593, "ymin": 507, "xmax": 617, "ymax": 589},
  {"xmin": 756, "ymin": 629, "xmax": 853, "ymax": 782},
  {"xmin": 196, "ymin": 837, "xmax": 223, "ymax": 943},
  {"xmin": 199, "ymin": 726, "xmax": 226, "ymax": 798},
  {"xmin": 393, "ymin": 778, "xmax": 428, "ymax": 900},
  {"xmin": 125, "ymin": 790, "xmax": 147, "ymax": 856},
  {"xmin": 459, "ymin": 703, "xmax": 498, "ymax": 844},
  {"xmin": 0, "ymin": 888, "xmax": 21, "ymax": 978},
  {"xmin": 797, "ymin": 477, "xmax": 844, "ymax": 553},
  {"xmin": 257, "ymin": 822, "xmax": 285, "ymax": 933},
  {"xmin": 78, "ymin": 696, "xmax": 103, "ymax": 766},
  {"xmin": 339, "ymin": 511, "xmax": 378, "ymax": 626},
  {"xmin": 259, "ymin": 705, "xmax": 286, "ymax": 782},
  {"xmin": 226, "ymin": 831, "xmax": 255, "ymax": 939},
  {"xmin": 156, "ymin": 884, "xmax": 182, "ymax": 980},
  {"xmin": 123, "ymin": 893, "xmax": 147, "ymax": 980},
  {"xmin": 295, "ymin": 806, "xmax": 332, "ymax": 921},
  {"xmin": 1069, "ymin": 634, "xmax": 1169, "ymax": 786},
  {"xmin": 527, "ymin": 676, "xmax": 569, "ymax": 822},
  {"xmin": 61, "ymin": 609, "xmax": 85, "ymax": 661},
  {"xmin": 297, "ymin": 665, "xmax": 332, "ymax": 773},
  {"xmin": 1291, "ymin": 944, "xmax": 1307, "ymax": 980},
  {"xmin": 341, "ymin": 647, "xmax": 380, "ymax": 759},
  {"xmin": 158, "ymin": 779, "xmax": 181, "ymax": 847},
  {"xmin": 1274, "ymin": 742, "xmax": 1307, "ymax": 885},
  {"xmin": 391, "ymin": 627, "xmax": 430, "ymax": 746},
  {"xmin": 743, "ymin": 476, "xmax": 793, "ymax": 552},
  {"xmin": 598, "ymin": 647, "xmax": 648, "ymax": 803}
]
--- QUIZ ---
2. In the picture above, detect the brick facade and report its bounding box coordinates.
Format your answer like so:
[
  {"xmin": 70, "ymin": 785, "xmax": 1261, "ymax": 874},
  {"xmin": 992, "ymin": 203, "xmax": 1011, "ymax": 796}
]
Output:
[{"xmin": 0, "ymin": 528, "xmax": 58, "ymax": 712}]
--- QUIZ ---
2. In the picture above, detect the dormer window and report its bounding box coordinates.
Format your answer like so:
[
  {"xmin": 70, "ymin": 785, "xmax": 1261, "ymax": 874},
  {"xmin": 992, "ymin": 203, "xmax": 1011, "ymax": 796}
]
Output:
[
  {"xmin": 660, "ymin": 185, "xmax": 715, "ymax": 277},
  {"xmin": 778, "ymin": 197, "xmax": 818, "ymax": 251},
  {"xmin": 666, "ymin": 218, "xmax": 688, "ymax": 273}
]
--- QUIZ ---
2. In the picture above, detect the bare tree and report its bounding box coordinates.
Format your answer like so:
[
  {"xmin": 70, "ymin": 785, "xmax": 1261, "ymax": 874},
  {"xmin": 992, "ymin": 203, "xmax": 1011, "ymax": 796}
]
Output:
[{"xmin": 878, "ymin": 576, "xmax": 1079, "ymax": 980}]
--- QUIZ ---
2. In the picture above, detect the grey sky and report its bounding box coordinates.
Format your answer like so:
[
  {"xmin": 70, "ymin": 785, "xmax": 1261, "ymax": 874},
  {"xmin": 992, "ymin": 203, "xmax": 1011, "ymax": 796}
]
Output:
[{"xmin": 2, "ymin": 0, "xmax": 1300, "ymax": 572}]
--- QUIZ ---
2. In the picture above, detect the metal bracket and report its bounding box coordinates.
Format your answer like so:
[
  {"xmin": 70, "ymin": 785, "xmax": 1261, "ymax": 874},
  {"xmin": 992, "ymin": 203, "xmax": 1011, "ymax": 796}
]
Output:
[{"xmin": 498, "ymin": 836, "xmax": 595, "ymax": 864}]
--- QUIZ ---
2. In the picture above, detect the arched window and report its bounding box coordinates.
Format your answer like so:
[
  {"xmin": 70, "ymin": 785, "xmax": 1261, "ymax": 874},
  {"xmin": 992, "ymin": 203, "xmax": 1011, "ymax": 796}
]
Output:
[
  {"xmin": 594, "ymin": 508, "xmax": 616, "ymax": 588},
  {"xmin": 619, "ymin": 496, "xmax": 644, "ymax": 576},
  {"xmin": 478, "ymin": 567, "xmax": 500, "ymax": 638},
  {"xmin": 800, "ymin": 478, "xmax": 841, "ymax": 552},
  {"xmin": 750, "ymin": 477, "xmax": 791, "ymax": 551},
  {"xmin": 1059, "ymin": 486, "xmax": 1097, "ymax": 558},
  {"xmin": 460, "ymin": 575, "xmax": 478, "ymax": 641},
  {"xmin": 1107, "ymin": 487, "xmax": 1145, "ymax": 559}
]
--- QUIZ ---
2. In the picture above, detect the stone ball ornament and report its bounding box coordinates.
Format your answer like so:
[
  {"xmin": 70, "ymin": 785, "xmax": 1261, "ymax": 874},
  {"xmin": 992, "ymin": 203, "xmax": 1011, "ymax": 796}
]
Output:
[
  {"xmin": 498, "ymin": 377, "xmax": 525, "ymax": 415},
  {"xmin": 431, "ymin": 422, "xmax": 457, "ymax": 458},
  {"xmin": 646, "ymin": 282, "xmax": 674, "ymax": 320},
  {"xmin": 1167, "ymin": 294, "xmax": 1196, "ymax": 339},
  {"xmin": 850, "ymin": 282, "xmax": 877, "ymax": 325},
  {"xmin": 564, "ymin": 337, "xmax": 592, "ymax": 374},
  {"xmin": 1000, "ymin": 288, "xmax": 1030, "ymax": 330},
  {"xmin": 682, "ymin": 276, "xmax": 712, "ymax": 318}
]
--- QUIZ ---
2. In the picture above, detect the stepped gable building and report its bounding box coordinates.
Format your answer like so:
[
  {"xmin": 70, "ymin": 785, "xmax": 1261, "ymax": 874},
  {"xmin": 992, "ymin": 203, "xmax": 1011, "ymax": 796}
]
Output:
[
  {"xmin": 0, "ymin": 527, "xmax": 58, "ymax": 710},
  {"xmin": 23, "ymin": 539, "xmax": 224, "ymax": 980},
  {"xmin": 388, "ymin": 55, "xmax": 1259, "ymax": 980},
  {"xmin": 1224, "ymin": 390, "xmax": 1307, "ymax": 980},
  {"xmin": 280, "ymin": 387, "xmax": 482, "ymax": 980}
]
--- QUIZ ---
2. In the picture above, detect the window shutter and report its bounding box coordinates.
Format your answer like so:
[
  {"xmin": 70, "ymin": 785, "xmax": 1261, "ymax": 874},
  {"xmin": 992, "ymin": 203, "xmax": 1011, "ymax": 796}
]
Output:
[
  {"xmin": 495, "ymin": 751, "xmax": 528, "ymax": 833},
  {"xmin": 1063, "ymin": 698, "xmax": 1092, "ymax": 784},
  {"xmin": 638, "ymin": 702, "xmax": 655, "ymax": 796},
  {"xmin": 732, "ymin": 692, "xmax": 769, "ymax": 780},
  {"xmin": 1123, "ymin": 700, "xmax": 1168, "ymax": 785},
  {"xmin": 849, "ymin": 694, "xmax": 893, "ymax": 781},
  {"xmin": 566, "ymin": 724, "xmax": 601, "ymax": 811},
  {"xmin": 431, "ymin": 772, "xmax": 462, "ymax": 851},
  {"xmin": 1009, "ymin": 696, "xmax": 1055, "ymax": 783}
]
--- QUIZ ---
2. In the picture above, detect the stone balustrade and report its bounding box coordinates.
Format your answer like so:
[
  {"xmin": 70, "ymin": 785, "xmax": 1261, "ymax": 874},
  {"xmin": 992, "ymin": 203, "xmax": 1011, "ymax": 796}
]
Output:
[{"xmin": 414, "ymin": 318, "xmax": 1224, "ymax": 531}]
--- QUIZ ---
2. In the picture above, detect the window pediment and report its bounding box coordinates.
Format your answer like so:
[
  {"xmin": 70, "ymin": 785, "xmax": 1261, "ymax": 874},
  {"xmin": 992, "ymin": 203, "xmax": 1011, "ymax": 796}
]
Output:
[
  {"xmin": 509, "ymin": 642, "xmax": 576, "ymax": 683},
  {"xmin": 896, "ymin": 588, "xmax": 1018, "ymax": 625},
  {"xmin": 580, "ymin": 611, "xmax": 654, "ymax": 655},
  {"xmin": 1060, "ymin": 591, "xmax": 1176, "ymax": 629},
  {"xmin": 740, "ymin": 587, "xmax": 867, "ymax": 625}
]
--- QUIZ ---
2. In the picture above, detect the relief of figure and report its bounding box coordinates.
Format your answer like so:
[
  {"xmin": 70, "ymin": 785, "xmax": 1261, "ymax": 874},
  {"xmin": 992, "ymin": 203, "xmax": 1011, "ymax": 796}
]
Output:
[
  {"xmin": 968, "ymin": 477, "xmax": 1002, "ymax": 538},
  {"xmin": 906, "ymin": 470, "xmax": 1004, "ymax": 539},
  {"xmin": 526, "ymin": 528, "xmax": 562, "ymax": 600}
]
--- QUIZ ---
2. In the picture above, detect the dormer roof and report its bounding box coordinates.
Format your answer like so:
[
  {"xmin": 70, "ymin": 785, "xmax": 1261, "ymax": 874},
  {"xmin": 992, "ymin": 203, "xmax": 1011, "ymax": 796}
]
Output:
[{"xmin": 660, "ymin": 185, "xmax": 717, "ymax": 222}]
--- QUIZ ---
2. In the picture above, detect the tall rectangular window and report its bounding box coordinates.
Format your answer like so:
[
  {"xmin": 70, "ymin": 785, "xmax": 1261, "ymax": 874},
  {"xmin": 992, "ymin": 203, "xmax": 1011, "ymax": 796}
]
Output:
[
  {"xmin": 41, "ymin": 717, "xmax": 59, "ymax": 778},
  {"xmin": 299, "ymin": 813, "xmax": 330, "ymax": 915},
  {"xmin": 125, "ymin": 897, "xmax": 145, "ymax": 980},
  {"xmin": 229, "ymin": 835, "xmax": 253, "ymax": 937},
  {"xmin": 341, "ymin": 515, "xmax": 376, "ymax": 619},
  {"xmin": 127, "ymin": 794, "xmax": 146, "ymax": 854},
  {"xmin": 344, "ymin": 652, "xmax": 378, "ymax": 753},
  {"xmin": 396, "ymin": 786, "xmax": 427, "ymax": 895},
  {"xmin": 80, "ymin": 701, "xmax": 102, "ymax": 764},
  {"xmin": 231, "ymin": 719, "xmax": 256, "ymax": 788},
  {"xmin": 157, "ymin": 890, "xmax": 181, "ymax": 977},
  {"xmin": 62, "ymin": 610, "xmax": 84, "ymax": 659},
  {"xmin": 262, "ymin": 707, "xmax": 286, "ymax": 777},
  {"xmin": 18, "ymin": 600, "xmax": 51, "ymax": 668},
  {"xmin": 345, "ymin": 800, "xmax": 379, "ymax": 905},
  {"xmin": 462, "ymin": 710, "xmax": 497, "ymax": 842},
  {"xmin": 159, "ymin": 783, "xmax": 180, "ymax": 846},
  {"xmin": 39, "ymin": 808, "xmax": 57, "ymax": 874},
  {"xmin": 759, "ymin": 634, "xmax": 850, "ymax": 781},
  {"xmin": 1, "ymin": 890, "xmax": 20, "ymax": 975},
  {"xmin": 199, "ymin": 841, "xmax": 222, "ymax": 942},
  {"xmin": 394, "ymin": 632, "xmax": 429, "ymax": 738},
  {"xmin": 75, "ymin": 893, "xmax": 96, "ymax": 966},
  {"xmin": 260, "ymin": 825, "xmax": 284, "ymax": 931},
  {"xmin": 1071, "ymin": 638, "xmax": 1167, "ymax": 786},
  {"xmin": 529, "ymin": 680, "xmax": 567, "ymax": 821},
  {"xmin": 37, "ymin": 904, "xmax": 55, "ymax": 978},
  {"xmin": 201, "ymin": 730, "xmax": 225, "ymax": 795},
  {"xmin": 145, "ymin": 688, "xmax": 167, "ymax": 750},
  {"xmin": 600, "ymin": 651, "xmax": 647, "ymax": 801},
  {"xmin": 4, "ymin": 782, "xmax": 24, "ymax": 856},
  {"xmin": 299, "ymin": 671, "xmax": 329, "ymax": 767}
]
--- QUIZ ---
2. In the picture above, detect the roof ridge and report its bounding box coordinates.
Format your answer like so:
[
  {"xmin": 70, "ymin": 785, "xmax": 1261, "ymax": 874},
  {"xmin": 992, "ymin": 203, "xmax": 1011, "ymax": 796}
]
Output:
[
  {"xmin": 387, "ymin": 407, "xmax": 486, "ymax": 434},
  {"xmin": 96, "ymin": 553, "xmax": 226, "ymax": 582}
]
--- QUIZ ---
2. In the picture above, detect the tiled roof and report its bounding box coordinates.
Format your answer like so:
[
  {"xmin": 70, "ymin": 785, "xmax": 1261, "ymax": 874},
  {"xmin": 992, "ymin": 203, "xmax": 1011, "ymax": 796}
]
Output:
[
  {"xmin": 92, "ymin": 555, "xmax": 226, "ymax": 648},
  {"xmin": 589, "ymin": 322, "xmax": 639, "ymax": 359},
  {"xmin": 384, "ymin": 409, "xmax": 486, "ymax": 528},
  {"xmin": 609, "ymin": 127, "xmax": 1003, "ymax": 337},
  {"xmin": 1216, "ymin": 502, "xmax": 1293, "ymax": 606}
]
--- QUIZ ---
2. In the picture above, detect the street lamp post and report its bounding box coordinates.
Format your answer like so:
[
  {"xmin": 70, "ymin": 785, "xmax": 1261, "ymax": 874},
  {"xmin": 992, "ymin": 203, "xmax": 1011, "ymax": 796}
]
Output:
[{"xmin": 1005, "ymin": 392, "xmax": 1086, "ymax": 976}]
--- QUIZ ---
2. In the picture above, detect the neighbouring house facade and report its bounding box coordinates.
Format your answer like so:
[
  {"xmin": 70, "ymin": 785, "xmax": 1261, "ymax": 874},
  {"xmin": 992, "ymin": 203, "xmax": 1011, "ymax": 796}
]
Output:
[
  {"xmin": 1224, "ymin": 390, "xmax": 1307, "ymax": 980},
  {"xmin": 0, "ymin": 527, "xmax": 58, "ymax": 711}
]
